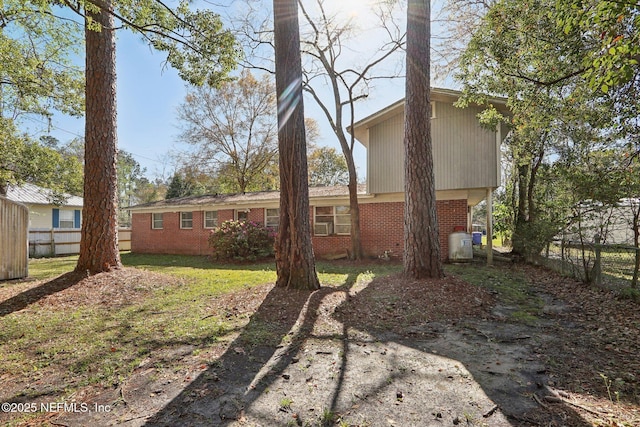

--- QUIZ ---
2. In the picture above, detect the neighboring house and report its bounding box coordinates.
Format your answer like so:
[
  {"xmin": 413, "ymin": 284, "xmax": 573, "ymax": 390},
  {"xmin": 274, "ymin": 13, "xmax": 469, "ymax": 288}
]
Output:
[
  {"xmin": 129, "ymin": 88, "xmax": 510, "ymax": 260},
  {"xmin": 6, "ymin": 183, "xmax": 83, "ymax": 230},
  {"xmin": 6, "ymin": 183, "xmax": 83, "ymax": 257},
  {"xmin": 565, "ymin": 198, "xmax": 640, "ymax": 245}
]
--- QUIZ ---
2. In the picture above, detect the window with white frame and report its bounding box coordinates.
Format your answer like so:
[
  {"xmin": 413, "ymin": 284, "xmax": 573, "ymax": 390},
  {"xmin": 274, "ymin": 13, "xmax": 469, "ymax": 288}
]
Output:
[
  {"xmin": 313, "ymin": 206, "xmax": 350, "ymax": 236},
  {"xmin": 180, "ymin": 211, "xmax": 193, "ymax": 229},
  {"xmin": 204, "ymin": 211, "xmax": 218, "ymax": 228},
  {"xmin": 235, "ymin": 210, "xmax": 249, "ymax": 221},
  {"xmin": 152, "ymin": 213, "xmax": 163, "ymax": 229},
  {"xmin": 59, "ymin": 210, "xmax": 75, "ymax": 228},
  {"xmin": 265, "ymin": 208, "xmax": 279, "ymax": 231}
]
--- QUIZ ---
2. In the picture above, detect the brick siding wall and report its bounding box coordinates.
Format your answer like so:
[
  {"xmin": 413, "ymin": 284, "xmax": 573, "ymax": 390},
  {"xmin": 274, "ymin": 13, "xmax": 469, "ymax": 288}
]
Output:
[{"xmin": 131, "ymin": 199, "xmax": 468, "ymax": 260}]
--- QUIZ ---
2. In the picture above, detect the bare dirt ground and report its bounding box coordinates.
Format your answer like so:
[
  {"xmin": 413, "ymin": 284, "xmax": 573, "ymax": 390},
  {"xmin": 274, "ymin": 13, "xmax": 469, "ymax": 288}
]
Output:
[{"xmin": 1, "ymin": 260, "xmax": 639, "ymax": 427}]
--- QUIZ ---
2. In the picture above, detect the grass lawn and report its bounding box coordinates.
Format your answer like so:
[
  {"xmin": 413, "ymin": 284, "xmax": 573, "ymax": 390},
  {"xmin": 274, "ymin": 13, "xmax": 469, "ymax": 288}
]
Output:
[
  {"xmin": 3, "ymin": 254, "xmax": 640, "ymax": 426},
  {"xmin": 1, "ymin": 253, "xmax": 402, "ymax": 413}
]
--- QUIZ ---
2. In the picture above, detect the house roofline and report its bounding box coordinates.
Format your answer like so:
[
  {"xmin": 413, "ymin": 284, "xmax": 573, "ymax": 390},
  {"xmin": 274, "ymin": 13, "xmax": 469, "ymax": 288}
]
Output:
[
  {"xmin": 128, "ymin": 185, "xmax": 371, "ymax": 213},
  {"xmin": 128, "ymin": 186, "xmax": 497, "ymax": 214},
  {"xmin": 347, "ymin": 87, "xmax": 509, "ymax": 148}
]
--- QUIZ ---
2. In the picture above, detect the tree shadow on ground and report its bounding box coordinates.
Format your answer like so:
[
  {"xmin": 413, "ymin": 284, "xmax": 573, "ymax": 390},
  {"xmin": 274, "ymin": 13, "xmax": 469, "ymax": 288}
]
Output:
[
  {"xmin": 142, "ymin": 273, "xmax": 360, "ymax": 426},
  {"xmin": 329, "ymin": 274, "xmax": 594, "ymax": 426},
  {"xmin": 0, "ymin": 272, "xmax": 84, "ymax": 317},
  {"xmin": 135, "ymin": 266, "xmax": 626, "ymax": 426}
]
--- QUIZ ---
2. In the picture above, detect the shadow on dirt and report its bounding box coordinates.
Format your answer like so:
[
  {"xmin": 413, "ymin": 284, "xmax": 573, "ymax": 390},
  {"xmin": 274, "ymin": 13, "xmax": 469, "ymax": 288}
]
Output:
[
  {"xmin": 137, "ymin": 266, "xmax": 602, "ymax": 427},
  {"xmin": 144, "ymin": 274, "xmax": 359, "ymax": 426},
  {"xmin": 0, "ymin": 272, "xmax": 84, "ymax": 317}
]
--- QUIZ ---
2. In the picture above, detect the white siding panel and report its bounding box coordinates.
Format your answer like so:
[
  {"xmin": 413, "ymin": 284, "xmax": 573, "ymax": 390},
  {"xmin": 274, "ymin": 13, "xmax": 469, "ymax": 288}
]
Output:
[
  {"xmin": 367, "ymin": 102, "xmax": 500, "ymax": 194},
  {"xmin": 369, "ymin": 113, "xmax": 404, "ymax": 194},
  {"xmin": 432, "ymin": 102, "xmax": 498, "ymax": 190}
]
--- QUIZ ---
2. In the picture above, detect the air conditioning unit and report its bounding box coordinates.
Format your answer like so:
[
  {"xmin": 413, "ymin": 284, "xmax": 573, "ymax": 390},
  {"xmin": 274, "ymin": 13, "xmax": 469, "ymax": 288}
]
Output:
[{"xmin": 314, "ymin": 222, "xmax": 333, "ymax": 236}]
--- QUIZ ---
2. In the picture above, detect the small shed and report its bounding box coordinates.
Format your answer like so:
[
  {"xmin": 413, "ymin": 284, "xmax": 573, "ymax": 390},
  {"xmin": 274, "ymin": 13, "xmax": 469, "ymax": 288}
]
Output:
[{"xmin": 0, "ymin": 196, "xmax": 29, "ymax": 280}]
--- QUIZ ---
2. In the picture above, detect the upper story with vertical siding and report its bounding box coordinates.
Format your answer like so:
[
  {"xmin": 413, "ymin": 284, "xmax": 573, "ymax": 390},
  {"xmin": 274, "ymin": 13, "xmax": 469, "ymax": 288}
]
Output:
[{"xmin": 350, "ymin": 88, "xmax": 510, "ymax": 201}]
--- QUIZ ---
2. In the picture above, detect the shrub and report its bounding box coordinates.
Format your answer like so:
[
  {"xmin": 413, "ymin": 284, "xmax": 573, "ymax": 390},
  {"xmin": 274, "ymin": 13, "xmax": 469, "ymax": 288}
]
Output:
[{"xmin": 208, "ymin": 220, "xmax": 276, "ymax": 261}]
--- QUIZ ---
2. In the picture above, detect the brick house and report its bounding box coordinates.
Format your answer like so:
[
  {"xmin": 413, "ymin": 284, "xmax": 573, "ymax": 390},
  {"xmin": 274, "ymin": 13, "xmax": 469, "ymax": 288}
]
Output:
[{"xmin": 129, "ymin": 88, "xmax": 509, "ymax": 260}]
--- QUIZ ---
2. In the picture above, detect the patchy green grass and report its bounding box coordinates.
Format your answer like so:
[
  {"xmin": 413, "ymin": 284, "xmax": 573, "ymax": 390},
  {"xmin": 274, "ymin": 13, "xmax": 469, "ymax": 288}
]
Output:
[
  {"xmin": 25, "ymin": 253, "xmax": 401, "ymax": 288},
  {"xmin": 121, "ymin": 253, "xmax": 277, "ymax": 293},
  {"xmin": 446, "ymin": 263, "xmax": 544, "ymax": 323},
  {"xmin": 121, "ymin": 253, "xmax": 401, "ymax": 288},
  {"xmin": 1, "ymin": 254, "xmax": 401, "ymax": 404},
  {"xmin": 28, "ymin": 255, "xmax": 79, "ymax": 280}
]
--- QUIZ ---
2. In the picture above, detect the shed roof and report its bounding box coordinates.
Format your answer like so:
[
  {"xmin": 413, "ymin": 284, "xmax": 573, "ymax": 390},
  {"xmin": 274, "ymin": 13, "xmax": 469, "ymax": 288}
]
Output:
[{"xmin": 5, "ymin": 183, "xmax": 83, "ymax": 207}]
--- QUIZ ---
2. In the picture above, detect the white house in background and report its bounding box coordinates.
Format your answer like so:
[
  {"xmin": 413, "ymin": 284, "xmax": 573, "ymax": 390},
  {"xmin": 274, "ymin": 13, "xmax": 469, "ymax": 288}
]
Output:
[
  {"xmin": 6, "ymin": 183, "xmax": 83, "ymax": 229},
  {"xmin": 6, "ymin": 183, "xmax": 83, "ymax": 257}
]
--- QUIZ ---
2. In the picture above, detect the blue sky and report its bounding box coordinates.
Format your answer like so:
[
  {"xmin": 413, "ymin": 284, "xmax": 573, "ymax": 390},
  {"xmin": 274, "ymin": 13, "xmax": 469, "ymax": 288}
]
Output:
[
  {"xmin": 34, "ymin": 28, "xmax": 407, "ymax": 182},
  {"xmin": 24, "ymin": 1, "xmax": 451, "ymax": 184}
]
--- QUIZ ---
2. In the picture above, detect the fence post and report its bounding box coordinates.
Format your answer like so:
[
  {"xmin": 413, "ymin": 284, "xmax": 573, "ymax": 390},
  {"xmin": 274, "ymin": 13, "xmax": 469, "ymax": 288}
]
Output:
[
  {"xmin": 594, "ymin": 234, "xmax": 602, "ymax": 286},
  {"xmin": 50, "ymin": 229, "xmax": 55, "ymax": 257}
]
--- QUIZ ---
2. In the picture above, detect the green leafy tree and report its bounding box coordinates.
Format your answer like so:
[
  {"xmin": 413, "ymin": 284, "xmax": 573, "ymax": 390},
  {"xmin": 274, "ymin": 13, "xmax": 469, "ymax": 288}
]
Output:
[
  {"xmin": 0, "ymin": 125, "xmax": 83, "ymax": 198},
  {"xmin": 117, "ymin": 150, "xmax": 148, "ymax": 227},
  {"xmin": 560, "ymin": 146, "xmax": 640, "ymax": 286},
  {"xmin": 455, "ymin": 0, "xmax": 613, "ymax": 258},
  {"xmin": 137, "ymin": 177, "xmax": 167, "ymax": 203},
  {"xmin": 307, "ymin": 146, "xmax": 348, "ymax": 186},
  {"xmin": 0, "ymin": 0, "xmax": 84, "ymax": 195},
  {"xmin": 177, "ymin": 70, "xmax": 278, "ymax": 193},
  {"xmin": 556, "ymin": 0, "xmax": 639, "ymax": 94},
  {"xmin": 0, "ymin": 0, "xmax": 84, "ymax": 120},
  {"xmin": 165, "ymin": 171, "xmax": 207, "ymax": 199}
]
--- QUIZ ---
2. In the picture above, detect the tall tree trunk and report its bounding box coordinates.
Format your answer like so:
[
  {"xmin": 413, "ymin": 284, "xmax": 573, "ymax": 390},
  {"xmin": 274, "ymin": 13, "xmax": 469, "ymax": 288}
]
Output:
[
  {"xmin": 337, "ymin": 128, "xmax": 364, "ymax": 260},
  {"xmin": 403, "ymin": 0, "xmax": 443, "ymax": 279},
  {"xmin": 632, "ymin": 207, "xmax": 639, "ymax": 288},
  {"xmin": 511, "ymin": 163, "xmax": 530, "ymax": 255},
  {"xmin": 273, "ymin": 0, "xmax": 319, "ymax": 290},
  {"xmin": 347, "ymin": 163, "xmax": 363, "ymax": 260},
  {"xmin": 76, "ymin": 0, "xmax": 121, "ymax": 274}
]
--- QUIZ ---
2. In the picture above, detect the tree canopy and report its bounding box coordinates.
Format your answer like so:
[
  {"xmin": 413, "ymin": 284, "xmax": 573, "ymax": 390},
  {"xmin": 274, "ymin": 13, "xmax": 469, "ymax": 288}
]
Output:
[
  {"xmin": 455, "ymin": 0, "xmax": 639, "ymax": 260},
  {"xmin": 0, "ymin": 0, "xmax": 84, "ymax": 194},
  {"xmin": 177, "ymin": 70, "xmax": 278, "ymax": 194}
]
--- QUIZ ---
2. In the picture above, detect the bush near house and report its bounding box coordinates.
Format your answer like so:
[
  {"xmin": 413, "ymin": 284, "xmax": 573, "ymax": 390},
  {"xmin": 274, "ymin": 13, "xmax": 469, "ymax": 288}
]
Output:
[{"xmin": 208, "ymin": 220, "xmax": 275, "ymax": 261}]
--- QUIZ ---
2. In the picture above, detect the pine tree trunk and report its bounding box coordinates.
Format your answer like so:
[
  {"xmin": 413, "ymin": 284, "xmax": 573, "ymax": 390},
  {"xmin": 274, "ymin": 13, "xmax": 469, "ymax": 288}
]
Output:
[
  {"xmin": 273, "ymin": 0, "xmax": 319, "ymax": 290},
  {"xmin": 76, "ymin": 0, "xmax": 121, "ymax": 274},
  {"xmin": 403, "ymin": 0, "xmax": 443, "ymax": 279},
  {"xmin": 632, "ymin": 208, "xmax": 639, "ymax": 288},
  {"xmin": 347, "ymin": 169, "xmax": 364, "ymax": 260}
]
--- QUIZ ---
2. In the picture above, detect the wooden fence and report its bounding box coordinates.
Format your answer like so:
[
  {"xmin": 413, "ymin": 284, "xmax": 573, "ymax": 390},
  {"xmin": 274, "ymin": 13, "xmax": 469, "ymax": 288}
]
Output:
[
  {"xmin": 29, "ymin": 228, "xmax": 132, "ymax": 257},
  {"xmin": 1, "ymin": 197, "xmax": 29, "ymax": 280}
]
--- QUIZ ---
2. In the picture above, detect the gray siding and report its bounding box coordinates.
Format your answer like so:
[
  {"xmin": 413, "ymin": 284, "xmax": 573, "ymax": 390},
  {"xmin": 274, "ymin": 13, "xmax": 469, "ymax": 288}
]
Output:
[
  {"xmin": 367, "ymin": 101, "xmax": 500, "ymax": 194},
  {"xmin": 368, "ymin": 113, "xmax": 404, "ymax": 193}
]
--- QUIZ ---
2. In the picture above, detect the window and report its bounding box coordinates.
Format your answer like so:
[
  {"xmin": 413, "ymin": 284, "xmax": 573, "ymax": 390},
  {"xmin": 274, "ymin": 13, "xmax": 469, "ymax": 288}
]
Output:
[
  {"xmin": 53, "ymin": 209, "xmax": 80, "ymax": 228},
  {"xmin": 59, "ymin": 210, "xmax": 75, "ymax": 228},
  {"xmin": 204, "ymin": 211, "xmax": 218, "ymax": 228},
  {"xmin": 265, "ymin": 208, "xmax": 279, "ymax": 231},
  {"xmin": 180, "ymin": 212, "xmax": 193, "ymax": 229},
  {"xmin": 334, "ymin": 205, "xmax": 351, "ymax": 234},
  {"xmin": 235, "ymin": 210, "xmax": 249, "ymax": 221},
  {"xmin": 152, "ymin": 213, "xmax": 163, "ymax": 229},
  {"xmin": 314, "ymin": 206, "xmax": 351, "ymax": 236}
]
